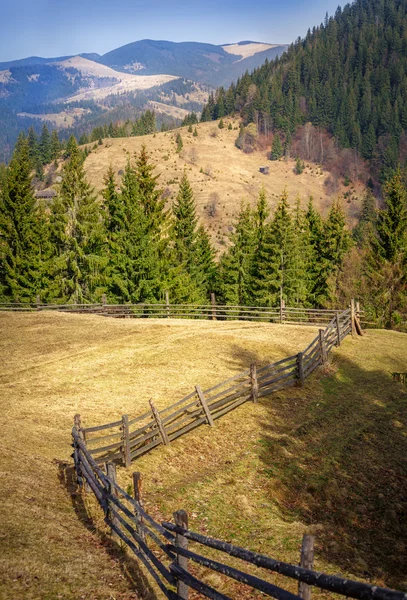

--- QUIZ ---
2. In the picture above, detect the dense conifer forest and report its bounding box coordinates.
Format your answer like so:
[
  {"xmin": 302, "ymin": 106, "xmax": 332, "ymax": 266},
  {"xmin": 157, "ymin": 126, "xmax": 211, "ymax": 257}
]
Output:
[
  {"xmin": 1, "ymin": 129, "xmax": 406, "ymax": 330},
  {"xmin": 203, "ymin": 0, "xmax": 407, "ymax": 182}
]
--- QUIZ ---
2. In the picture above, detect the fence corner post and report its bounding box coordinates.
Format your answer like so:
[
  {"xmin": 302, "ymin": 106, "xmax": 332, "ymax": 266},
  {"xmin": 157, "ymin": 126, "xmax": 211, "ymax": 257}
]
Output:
[
  {"xmin": 298, "ymin": 534, "xmax": 315, "ymax": 600},
  {"xmin": 174, "ymin": 509, "xmax": 189, "ymax": 600},
  {"xmin": 280, "ymin": 296, "xmax": 285, "ymax": 324},
  {"xmin": 122, "ymin": 414, "xmax": 131, "ymax": 468},
  {"xmin": 133, "ymin": 471, "xmax": 145, "ymax": 541},
  {"xmin": 250, "ymin": 363, "xmax": 259, "ymax": 402},
  {"xmin": 73, "ymin": 414, "xmax": 82, "ymax": 486},
  {"xmin": 297, "ymin": 352, "xmax": 305, "ymax": 387},
  {"xmin": 318, "ymin": 329, "xmax": 327, "ymax": 364},
  {"xmin": 211, "ymin": 293, "xmax": 217, "ymax": 321}
]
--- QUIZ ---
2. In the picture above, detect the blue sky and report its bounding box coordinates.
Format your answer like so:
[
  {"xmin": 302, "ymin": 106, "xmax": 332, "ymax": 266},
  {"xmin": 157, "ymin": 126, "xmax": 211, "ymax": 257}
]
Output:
[{"xmin": 1, "ymin": 0, "xmax": 345, "ymax": 62}]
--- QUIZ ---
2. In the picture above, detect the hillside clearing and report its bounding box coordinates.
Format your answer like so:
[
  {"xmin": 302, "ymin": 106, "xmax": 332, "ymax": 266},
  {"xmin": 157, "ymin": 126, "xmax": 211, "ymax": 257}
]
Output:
[
  {"xmin": 83, "ymin": 120, "xmax": 363, "ymax": 251},
  {"xmin": 0, "ymin": 313, "xmax": 406, "ymax": 598}
]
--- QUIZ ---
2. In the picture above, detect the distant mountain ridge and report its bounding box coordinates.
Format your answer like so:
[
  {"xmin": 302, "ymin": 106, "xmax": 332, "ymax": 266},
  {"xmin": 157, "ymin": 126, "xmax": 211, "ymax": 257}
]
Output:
[
  {"xmin": 0, "ymin": 38, "xmax": 287, "ymax": 161},
  {"xmin": 0, "ymin": 39, "xmax": 287, "ymax": 86}
]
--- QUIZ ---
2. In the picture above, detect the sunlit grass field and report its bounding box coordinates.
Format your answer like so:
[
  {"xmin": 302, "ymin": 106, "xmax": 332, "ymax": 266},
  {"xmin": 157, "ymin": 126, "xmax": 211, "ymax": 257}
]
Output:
[{"xmin": 1, "ymin": 312, "xmax": 406, "ymax": 599}]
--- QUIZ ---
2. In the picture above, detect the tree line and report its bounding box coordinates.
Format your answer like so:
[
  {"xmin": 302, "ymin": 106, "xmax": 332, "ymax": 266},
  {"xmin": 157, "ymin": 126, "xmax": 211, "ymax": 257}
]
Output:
[{"xmin": 0, "ymin": 134, "xmax": 406, "ymax": 330}]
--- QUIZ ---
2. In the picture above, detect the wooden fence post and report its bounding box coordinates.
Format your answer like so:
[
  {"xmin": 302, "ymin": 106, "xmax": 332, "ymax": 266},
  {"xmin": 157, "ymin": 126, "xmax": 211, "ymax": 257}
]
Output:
[
  {"xmin": 174, "ymin": 510, "xmax": 189, "ymax": 600},
  {"xmin": 350, "ymin": 298, "xmax": 356, "ymax": 337},
  {"xmin": 165, "ymin": 291, "xmax": 170, "ymax": 318},
  {"xmin": 335, "ymin": 313, "xmax": 341, "ymax": 346},
  {"xmin": 102, "ymin": 293, "xmax": 107, "ymax": 305},
  {"xmin": 195, "ymin": 385, "xmax": 214, "ymax": 426},
  {"xmin": 121, "ymin": 414, "xmax": 131, "ymax": 468},
  {"xmin": 73, "ymin": 414, "xmax": 82, "ymax": 486},
  {"xmin": 355, "ymin": 301, "xmax": 364, "ymax": 336},
  {"xmin": 211, "ymin": 293, "xmax": 217, "ymax": 321},
  {"xmin": 297, "ymin": 352, "xmax": 305, "ymax": 386},
  {"xmin": 298, "ymin": 534, "xmax": 315, "ymax": 600},
  {"xmin": 106, "ymin": 462, "xmax": 119, "ymax": 537},
  {"xmin": 133, "ymin": 472, "xmax": 145, "ymax": 541},
  {"xmin": 75, "ymin": 413, "xmax": 90, "ymax": 492},
  {"xmin": 149, "ymin": 399, "xmax": 170, "ymax": 445},
  {"xmin": 318, "ymin": 329, "xmax": 327, "ymax": 364},
  {"xmin": 250, "ymin": 363, "xmax": 259, "ymax": 402}
]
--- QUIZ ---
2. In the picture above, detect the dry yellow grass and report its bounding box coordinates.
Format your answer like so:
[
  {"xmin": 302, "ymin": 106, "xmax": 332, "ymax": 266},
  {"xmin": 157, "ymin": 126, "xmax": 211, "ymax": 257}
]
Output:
[
  {"xmin": 1, "ymin": 312, "xmax": 406, "ymax": 598},
  {"xmin": 83, "ymin": 120, "xmax": 363, "ymax": 252}
]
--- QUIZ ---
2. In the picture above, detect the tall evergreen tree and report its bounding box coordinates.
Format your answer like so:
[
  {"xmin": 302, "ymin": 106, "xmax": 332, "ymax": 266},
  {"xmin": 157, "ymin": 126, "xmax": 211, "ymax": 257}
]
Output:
[
  {"xmin": 0, "ymin": 138, "xmax": 51, "ymax": 301},
  {"xmin": 49, "ymin": 139, "xmax": 106, "ymax": 302}
]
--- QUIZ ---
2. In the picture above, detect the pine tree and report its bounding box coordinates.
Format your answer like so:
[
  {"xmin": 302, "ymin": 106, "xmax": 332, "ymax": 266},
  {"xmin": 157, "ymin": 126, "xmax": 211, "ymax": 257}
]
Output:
[
  {"xmin": 270, "ymin": 134, "xmax": 283, "ymax": 160},
  {"xmin": 171, "ymin": 173, "xmax": 198, "ymax": 266},
  {"xmin": 40, "ymin": 124, "xmax": 52, "ymax": 165},
  {"xmin": 176, "ymin": 133, "xmax": 183, "ymax": 153},
  {"xmin": 219, "ymin": 203, "xmax": 256, "ymax": 306},
  {"xmin": 0, "ymin": 138, "xmax": 51, "ymax": 301},
  {"xmin": 49, "ymin": 139, "xmax": 106, "ymax": 302},
  {"xmin": 50, "ymin": 130, "xmax": 61, "ymax": 163},
  {"xmin": 374, "ymin": 169, "xmax": 407, "ymax": 262},
  {"xmin": 353, "ymin": 189, "xmax": 377, "ymax": 247},
  {"xmin": 134, "ymin": 145, "xmax": 166, "ymax": 235}
]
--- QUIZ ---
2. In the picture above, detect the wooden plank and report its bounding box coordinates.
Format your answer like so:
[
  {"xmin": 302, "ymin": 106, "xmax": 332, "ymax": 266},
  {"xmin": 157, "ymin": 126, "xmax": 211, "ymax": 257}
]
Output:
[
  {"xmin": 86, "ymin": 431, "xmax": 122, "ymax": 446},
  {"xmin": 128, "ymin": 418, "xmax": 156, "ymax": 442},
  {"xmin": 351, "ymin": 298, "xmax": 356, "ymax": 337},
  {"xmin": 195, "ymin": 385, "xmax": 214, "ymax": 427},
  {"xmin": 211, "ymin": 394, "xmax": 252, "ymax": 421},
  {"xmin": 130, "ymin": 438, "xmax": 162, "ymax": 460},
  {"xmin": 82, "ymin": 419, "xmax": 122, "ymax": 433},
  {"xmin": 167, "ymin": 416, "xmax": 208, "ymax": 442},
  {"xmin": 88, "ymin": 440, "xmax": 123, "ymax": 455},
  {"xmin": 298, "ymin": 535, "xmax": 315, "ymax": 600},
  {"xmin": 106, "ymin": 462, "xmax": 119, "ymax": 537},
  {"xmin": 161, "ymin": 400, "xmax": 201, "ymax": 427}
]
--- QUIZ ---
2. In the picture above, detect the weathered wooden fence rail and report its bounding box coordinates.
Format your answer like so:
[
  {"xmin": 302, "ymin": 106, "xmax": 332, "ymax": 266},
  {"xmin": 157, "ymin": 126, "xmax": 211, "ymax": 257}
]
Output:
[
  {"xmin": 78, "ymin": 305, "xmax": 359, "ymax": 466},
  {"xmin": 68, "ymin": 302, "xmax": 406, "ymax": 599},
  {"xmin": 71, "ymin": 432, "xmax": 406, "ymax": 600},
  {"xmin": 0, "ymin": 297, "xmax": 363, "ymax": 326}
]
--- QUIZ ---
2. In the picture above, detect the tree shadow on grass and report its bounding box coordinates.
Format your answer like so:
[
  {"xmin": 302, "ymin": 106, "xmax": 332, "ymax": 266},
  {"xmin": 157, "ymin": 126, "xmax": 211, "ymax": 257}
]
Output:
[
  {"xmin": 57, "ymin": 462, "xmax": 159, "ymax": 600},
  {"xmin": 254, "ymin": 353, "xmax": 407, "ymax": 589}
]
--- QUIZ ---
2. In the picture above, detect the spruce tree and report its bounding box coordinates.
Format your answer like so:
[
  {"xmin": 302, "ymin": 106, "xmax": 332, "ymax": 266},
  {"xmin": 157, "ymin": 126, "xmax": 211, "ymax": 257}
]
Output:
[
  {"xmin": 219, "ymin": 203, "xmax": 256, "ymax": 306},
  {"xmin": 40, "ymin": 124, "xmax": 52, "ymax": 165},
  {"xmin": 0, "ymin": 138, "xmax": 51, "ymax": 301},
  {"xmin": 49, "ymin": 139, "xmax": 106, "ymax": 302},
  {"xmin": 270, "ymin": 134, "xmax": 283, "ymax": 160}
]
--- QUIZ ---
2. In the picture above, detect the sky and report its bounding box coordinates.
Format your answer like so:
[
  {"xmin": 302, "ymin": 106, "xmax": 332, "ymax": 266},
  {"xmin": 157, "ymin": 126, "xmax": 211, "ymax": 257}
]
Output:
[{"xmin": 0, "ymin": 0, "xmax": 346, "ymax": 62}]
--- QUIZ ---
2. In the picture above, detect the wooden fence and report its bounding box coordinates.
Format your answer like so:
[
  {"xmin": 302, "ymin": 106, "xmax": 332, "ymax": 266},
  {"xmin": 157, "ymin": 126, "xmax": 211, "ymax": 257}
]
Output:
[
  {"xmin": 68, "ymin": 304, "xmax": 407, "ymax": 599},
  {"xmin": 0, "ymin": 296, "xmax": 364, "ymax": 326},
  {"xmin": 77, "ymin": 306, "xmax": 358, "ymax": 467},
  {"xmin": 71, "ymin": 420, "xmax": 404, "ymax": 600}
]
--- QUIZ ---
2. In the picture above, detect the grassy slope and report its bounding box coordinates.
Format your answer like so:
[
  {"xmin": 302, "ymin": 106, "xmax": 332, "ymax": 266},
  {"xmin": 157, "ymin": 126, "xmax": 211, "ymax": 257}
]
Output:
[
  {"xmin": 82, "ymin": 120, "xmax": 364, "ymax": 252},
  {"xmin": 1, "ymin": 313, "xmax": 406, "ymax": 598}
]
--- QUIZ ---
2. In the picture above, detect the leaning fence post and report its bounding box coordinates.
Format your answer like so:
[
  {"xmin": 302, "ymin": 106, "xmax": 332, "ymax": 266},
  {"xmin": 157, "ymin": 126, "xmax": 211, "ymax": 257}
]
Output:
[
  {"xmin": 211, "ymin": 293, "xmax": 217, "ymax": 321},
  {"xmin": 350, "ymin": 298, "xmax": 356, "ymax": 337},
  {"xmin": 195, "ymin": 385, "xmax": 214, "ymax": 426},
  {"xmin": 298, "ymin": 534, "xmax": 315, "ymax": 600},
  {"xmin": 75, "ymin": 413, "xmax": 90, "ymax": 492},
  {"xmin": 165, "ymin": 290, "xmax": 170, "ymax": 318},
  {"xmin": 335, "ymin": 313, "xmax": 341, "ymax": 346},
  {"xmin": 297, "ymin": 352, "xmax": 305, "ymax": 386},
  {"xmin": 149, "ymin": 399, "xmax": 170, "ymax": 445},
  {"xmin": 106, "ymin": 462, "xmax": 119, "ymax": 537},
  {"xmin": 121, "ymin": 414, "xmax": 131, "ymax": 468},
  {"xmin": 174, "ymin": 510, "xmax": 189, "ymax": 600},
  {"xmin": 250, "ymin": 363, "xmax": 259, "ymax": 402},
  {"xmin": 318, "ymin": 329, "xmax": 327, "ymax": 364},
  {"xmin": 133, "ymin": 471, "xmax": 145, "ymax": 541}
]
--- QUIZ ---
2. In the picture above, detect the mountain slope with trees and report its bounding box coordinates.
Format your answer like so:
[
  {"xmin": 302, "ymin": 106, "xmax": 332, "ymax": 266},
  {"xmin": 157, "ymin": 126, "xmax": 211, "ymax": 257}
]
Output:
[{"xmin": 205, "ymin": 0, "xmax": 407, "ymax": 181}]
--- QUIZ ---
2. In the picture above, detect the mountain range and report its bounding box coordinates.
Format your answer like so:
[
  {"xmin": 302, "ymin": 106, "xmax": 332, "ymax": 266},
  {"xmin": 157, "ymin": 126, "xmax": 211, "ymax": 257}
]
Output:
[{"xmin": 0, "ymin": 39, "xmax": 287, "ymax": 162}]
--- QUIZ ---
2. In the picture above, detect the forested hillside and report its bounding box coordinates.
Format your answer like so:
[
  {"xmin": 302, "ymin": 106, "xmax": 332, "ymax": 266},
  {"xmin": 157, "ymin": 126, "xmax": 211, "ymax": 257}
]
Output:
[{"xmin": 204, "ymin": 0, "xmax": 407, "ymax": 182}]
